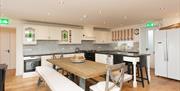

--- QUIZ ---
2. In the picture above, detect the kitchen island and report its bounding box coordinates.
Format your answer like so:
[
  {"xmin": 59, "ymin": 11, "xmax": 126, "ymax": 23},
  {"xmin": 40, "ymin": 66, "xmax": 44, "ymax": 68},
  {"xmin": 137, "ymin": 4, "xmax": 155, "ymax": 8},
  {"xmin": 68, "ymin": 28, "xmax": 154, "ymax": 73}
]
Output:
[{"xmin": 95, "ymin": 51, "xmax": 151, "ymax": 88}]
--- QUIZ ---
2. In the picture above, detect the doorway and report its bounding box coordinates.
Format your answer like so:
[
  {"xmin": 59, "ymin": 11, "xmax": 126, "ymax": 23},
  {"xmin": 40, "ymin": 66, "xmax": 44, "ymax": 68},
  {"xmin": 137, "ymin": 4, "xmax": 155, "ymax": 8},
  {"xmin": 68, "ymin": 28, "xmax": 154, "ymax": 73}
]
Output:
[
  {"xmin": 147, "ymin": 30, "xmax": 155, "ymax": 69},
  {"xmin": 0, "ymin": 27, "xmax": 16, "ymax": 70}
]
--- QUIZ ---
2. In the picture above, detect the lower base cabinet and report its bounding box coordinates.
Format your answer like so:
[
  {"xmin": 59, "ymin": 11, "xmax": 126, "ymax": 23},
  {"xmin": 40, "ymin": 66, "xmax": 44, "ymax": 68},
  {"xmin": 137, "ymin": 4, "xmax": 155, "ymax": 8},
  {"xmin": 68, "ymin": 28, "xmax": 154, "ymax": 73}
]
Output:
[
  {"xmin": 95, "ymin": 53, "xmax": 113, "ymax": 65},
  {"xmin": 41, "ymin": 55, "xmax": 53, "ymax": 67}
]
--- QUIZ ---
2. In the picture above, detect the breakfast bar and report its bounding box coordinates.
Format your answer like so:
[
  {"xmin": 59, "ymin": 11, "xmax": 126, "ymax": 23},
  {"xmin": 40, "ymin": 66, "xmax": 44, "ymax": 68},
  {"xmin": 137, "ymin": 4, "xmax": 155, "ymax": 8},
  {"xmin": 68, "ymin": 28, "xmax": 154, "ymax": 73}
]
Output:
[{"xmin": 96, "ymin": 52, "xmax": 151, "ymax": 87}]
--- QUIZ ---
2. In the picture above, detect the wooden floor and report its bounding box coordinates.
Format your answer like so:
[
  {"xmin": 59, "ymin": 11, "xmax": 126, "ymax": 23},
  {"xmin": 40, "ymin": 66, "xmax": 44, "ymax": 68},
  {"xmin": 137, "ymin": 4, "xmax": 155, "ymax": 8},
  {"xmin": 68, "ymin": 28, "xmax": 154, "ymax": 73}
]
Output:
[{"xmin": 5, "ymin": 69, "xmax": 180, "ymax": 91}]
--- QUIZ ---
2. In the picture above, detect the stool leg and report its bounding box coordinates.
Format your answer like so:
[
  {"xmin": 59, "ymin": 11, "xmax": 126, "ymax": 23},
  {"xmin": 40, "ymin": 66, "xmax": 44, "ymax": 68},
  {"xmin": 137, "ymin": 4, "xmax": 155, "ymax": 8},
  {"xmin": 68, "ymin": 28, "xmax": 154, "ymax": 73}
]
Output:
[
  {"xmin": 145, "ymin": 66, "xmax": 150, "ymax": 84},
  {"xmin": 137, "ymin": 67, "xmax": 140, "ymax": 77},
  {"xmin": 140, "ymin": 67, "xmax": 144, "ymax": 87}
]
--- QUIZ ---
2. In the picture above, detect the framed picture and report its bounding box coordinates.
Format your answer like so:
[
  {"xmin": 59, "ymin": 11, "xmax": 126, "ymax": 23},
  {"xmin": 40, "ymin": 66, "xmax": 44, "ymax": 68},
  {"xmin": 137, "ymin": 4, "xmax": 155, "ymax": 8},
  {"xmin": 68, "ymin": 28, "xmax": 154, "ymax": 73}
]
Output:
[{"xmin": 61, "ymin": 30, "xmax": 69, "ymax": 42}]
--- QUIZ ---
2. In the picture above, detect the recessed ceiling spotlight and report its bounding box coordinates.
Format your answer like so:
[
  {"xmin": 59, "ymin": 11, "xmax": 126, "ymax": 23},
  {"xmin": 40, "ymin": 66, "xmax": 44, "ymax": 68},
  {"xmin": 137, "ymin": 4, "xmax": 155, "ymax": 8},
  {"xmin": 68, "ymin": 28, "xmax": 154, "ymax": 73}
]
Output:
[
  {"xmin": 47, "ymin": 12, "xmax": 51, "ymax": 16},
  {"xmin": 98, "ymin": 10, "xmax": 102, "ymax": 14},
  {"xmin": 83, "ymin": 14, "xmax": 88, "ymax": 18},
  {"xmin": 58, "ymin": 0, "xmax": 64, "ymax": 5},
  {"xmin": 123, "ymin": 16, "xmax": 127, "ymax": 19},
  {"xmin": 103, "ymin": 21, "xmax": 106, "ymax": 24},
  {"xmin": 160, "ymin": 7, "xmax": 165, "ymax": 10}
]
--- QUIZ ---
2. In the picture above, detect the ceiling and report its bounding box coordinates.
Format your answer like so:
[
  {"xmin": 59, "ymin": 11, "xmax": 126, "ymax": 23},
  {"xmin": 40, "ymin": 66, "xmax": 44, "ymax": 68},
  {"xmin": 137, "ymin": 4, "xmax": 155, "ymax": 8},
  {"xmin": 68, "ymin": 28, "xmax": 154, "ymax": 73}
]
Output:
[{"xmin": 0, "ymin": 0, "xmax": 180, "ymax": 28}]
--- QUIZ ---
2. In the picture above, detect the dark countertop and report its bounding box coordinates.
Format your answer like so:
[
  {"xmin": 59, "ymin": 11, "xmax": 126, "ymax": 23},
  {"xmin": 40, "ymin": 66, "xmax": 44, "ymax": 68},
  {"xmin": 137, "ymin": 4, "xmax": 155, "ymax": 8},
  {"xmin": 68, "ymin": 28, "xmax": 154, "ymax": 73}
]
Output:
[
  {"xmin": 0, "ymin": 64, "xmax": 8, "ymax": 69},
  {"xmin": 96, "ymin": 51, "xmax": 150, "ymax": 57},
  {"xmin": 23, "ymin": 50, "xmax": 147, "ymax": 57},
  {"xmin": 23, "ymin": 52, "xmax": 83, "ymax": 57}
]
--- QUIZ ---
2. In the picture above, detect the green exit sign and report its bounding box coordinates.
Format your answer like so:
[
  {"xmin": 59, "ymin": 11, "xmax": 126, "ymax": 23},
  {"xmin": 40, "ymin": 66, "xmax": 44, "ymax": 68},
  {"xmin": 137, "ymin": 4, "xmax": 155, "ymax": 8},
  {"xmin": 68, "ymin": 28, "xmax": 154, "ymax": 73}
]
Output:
[
  {"xmin": 0, "ymin": 18, "xmax": 9, "ymax": 25},
  {"xmin": 146, "ymin": 21, "xmax": 155, "ymax": 28}
]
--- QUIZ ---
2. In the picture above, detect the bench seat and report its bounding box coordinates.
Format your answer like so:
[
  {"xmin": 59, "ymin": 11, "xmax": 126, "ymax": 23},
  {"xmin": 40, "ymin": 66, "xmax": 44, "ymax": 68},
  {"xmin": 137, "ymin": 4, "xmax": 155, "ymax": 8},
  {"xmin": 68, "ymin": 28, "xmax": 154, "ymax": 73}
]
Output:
[{"xmin": 36, "ymin": 66, "xmax": 84, "ymax": 91}]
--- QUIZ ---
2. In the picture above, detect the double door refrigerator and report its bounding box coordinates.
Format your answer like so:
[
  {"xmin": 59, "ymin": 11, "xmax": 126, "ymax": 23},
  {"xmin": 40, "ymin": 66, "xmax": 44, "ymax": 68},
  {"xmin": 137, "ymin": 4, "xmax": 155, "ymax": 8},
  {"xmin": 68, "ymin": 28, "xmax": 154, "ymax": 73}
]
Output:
[{"xmin": 155, "ymin": 29, "xmax": 180, "ymax": 80}]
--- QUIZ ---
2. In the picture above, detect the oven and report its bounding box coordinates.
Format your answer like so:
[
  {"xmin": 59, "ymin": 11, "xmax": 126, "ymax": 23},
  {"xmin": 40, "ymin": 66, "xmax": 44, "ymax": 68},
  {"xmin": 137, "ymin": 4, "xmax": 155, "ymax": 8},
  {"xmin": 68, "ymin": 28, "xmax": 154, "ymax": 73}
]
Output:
[{"xmin": 24, "ymin": 56, "xmax": 41, "ymax": 72}]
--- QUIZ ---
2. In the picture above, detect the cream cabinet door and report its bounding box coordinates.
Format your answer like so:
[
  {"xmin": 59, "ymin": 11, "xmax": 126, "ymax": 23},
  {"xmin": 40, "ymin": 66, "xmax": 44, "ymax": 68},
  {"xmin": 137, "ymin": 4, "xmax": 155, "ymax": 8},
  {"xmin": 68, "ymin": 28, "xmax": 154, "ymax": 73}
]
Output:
[
  {"xmin": 71, "ymin": 29, "xmax": 82, "ymax": 44},
  {"xmin": 63, "ymin": 54, "xmax": 75, "ymax": 57},
  {"xmin": 95, "ymin": 30, "xmax": 103, "ymax": 43},
  {"xmin": 95, "ymin": 53, "xmax": 113, "ymax": 65},
  {"xmin": 36, "ymin": 26, "xmax": 49, "ymax": 40},
  {"xmin": 95, "ymin": 30, "xmax": 111, "ymax": 44},
  {"xmin": 48, "ymin": 27, "xmax": 61, "ymax": 40}
]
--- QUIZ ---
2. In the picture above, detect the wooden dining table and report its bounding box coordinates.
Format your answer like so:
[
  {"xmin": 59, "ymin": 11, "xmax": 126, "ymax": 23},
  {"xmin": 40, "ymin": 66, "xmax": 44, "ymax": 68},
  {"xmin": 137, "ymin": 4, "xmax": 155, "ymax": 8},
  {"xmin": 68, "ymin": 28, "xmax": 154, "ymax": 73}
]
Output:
[{"xmin": 47, "ymin": 57, "xmax": 107, "ymax": 90}]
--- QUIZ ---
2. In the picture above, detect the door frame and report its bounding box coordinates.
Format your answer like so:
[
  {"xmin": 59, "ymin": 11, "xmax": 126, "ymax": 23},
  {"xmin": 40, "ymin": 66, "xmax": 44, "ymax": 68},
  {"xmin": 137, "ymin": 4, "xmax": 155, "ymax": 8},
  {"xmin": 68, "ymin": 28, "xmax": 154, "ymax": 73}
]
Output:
[{"xmin": 0, "ymin": 27, "xmax": 16, "ymax": 70}]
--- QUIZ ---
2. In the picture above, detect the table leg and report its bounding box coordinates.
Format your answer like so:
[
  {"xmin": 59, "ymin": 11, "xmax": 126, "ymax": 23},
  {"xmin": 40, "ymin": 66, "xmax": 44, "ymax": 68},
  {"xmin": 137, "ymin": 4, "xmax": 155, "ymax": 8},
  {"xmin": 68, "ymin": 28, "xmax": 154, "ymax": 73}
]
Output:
[
  {"xmin": 147, "ymin": 56, "xmax": 151, "ymax": 81},
  {"xmin": 132, "ymin": 61, "xmax": 137, "ymax": 88},
  {"xmin": 79, "ymin": 78, "xmax": 86, "ymax": 90}
]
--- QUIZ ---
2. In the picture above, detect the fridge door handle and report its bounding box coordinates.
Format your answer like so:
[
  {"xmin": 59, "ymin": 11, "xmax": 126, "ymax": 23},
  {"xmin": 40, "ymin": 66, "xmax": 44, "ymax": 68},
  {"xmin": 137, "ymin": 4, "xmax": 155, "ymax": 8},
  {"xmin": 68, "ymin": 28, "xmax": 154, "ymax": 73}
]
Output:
[
  {"xmin": 166, "ymin": 45, "xmax": 168, "ymax": 62},
  {"xmin": 164, "ymin": 45, "xmax": 167, "ymax": 61}
]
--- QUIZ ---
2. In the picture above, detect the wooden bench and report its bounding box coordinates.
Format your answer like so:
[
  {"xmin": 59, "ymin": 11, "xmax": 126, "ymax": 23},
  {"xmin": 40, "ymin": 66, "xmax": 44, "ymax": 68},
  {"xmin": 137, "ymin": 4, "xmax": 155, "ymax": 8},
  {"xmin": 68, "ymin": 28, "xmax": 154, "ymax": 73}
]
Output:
[{"xmin": 36, "ymin": 66, "xmax": 84, "ymax": 91}]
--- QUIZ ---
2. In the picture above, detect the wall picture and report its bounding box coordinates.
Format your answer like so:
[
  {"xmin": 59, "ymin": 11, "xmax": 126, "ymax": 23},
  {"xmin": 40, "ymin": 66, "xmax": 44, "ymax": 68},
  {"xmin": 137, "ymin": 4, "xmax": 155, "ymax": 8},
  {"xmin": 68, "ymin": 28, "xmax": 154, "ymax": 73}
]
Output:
[{"xmin": 61, "ymin": 30, "xmax": 69, "ymax": 42}]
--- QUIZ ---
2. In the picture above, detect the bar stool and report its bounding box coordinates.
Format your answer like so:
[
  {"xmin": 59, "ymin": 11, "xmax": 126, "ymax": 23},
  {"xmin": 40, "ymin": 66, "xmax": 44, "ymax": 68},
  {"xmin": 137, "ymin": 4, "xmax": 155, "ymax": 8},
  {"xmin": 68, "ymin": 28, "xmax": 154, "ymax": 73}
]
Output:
[{"xmin": 136, "ymin": 55, "xmax": 149, "ymax": 87}]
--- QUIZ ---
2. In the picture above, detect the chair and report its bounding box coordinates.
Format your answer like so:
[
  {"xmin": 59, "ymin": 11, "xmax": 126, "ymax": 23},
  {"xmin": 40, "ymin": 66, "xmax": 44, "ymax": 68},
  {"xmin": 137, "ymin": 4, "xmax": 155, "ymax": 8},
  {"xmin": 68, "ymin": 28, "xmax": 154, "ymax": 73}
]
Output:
[{"xmin": 90, "ymin": 63, "xmax": 127, "ymax": 91}]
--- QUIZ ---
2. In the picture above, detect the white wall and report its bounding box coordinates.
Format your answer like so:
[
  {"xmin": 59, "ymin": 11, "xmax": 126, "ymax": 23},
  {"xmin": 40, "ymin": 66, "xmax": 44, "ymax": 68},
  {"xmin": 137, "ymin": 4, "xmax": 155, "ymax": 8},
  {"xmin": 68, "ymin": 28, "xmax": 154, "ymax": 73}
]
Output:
[
  {"xmin": 1, "ymin": 19, "xmax": 24, "ymax": 76},
  {"xmin": 162, "ymin": 17, "xmax": 180, "ymax": 27}
]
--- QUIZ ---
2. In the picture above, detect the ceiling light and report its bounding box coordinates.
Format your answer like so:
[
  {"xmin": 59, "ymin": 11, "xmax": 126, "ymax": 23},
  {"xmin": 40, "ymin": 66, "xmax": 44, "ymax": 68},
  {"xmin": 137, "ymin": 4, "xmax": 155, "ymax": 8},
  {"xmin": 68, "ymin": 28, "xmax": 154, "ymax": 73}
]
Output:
[
  {"xmin": 123, "ymin": 16, "xmax": 127, "ymax": 19},
  {"xmin": 58, "ymin": 0, "xmax": 64, "ymax": 5},
  {"xmin": 83, "ymin": 14, "xmax": 88, "ymax": 18},
  {"xmin": 47, "ymin": 12, "xmax": 51, "ymax": 16},
  {"xmin": 98, "ymin": 10, "xmax": 102, "ymax": 14},
  {"xmin": 103, "ymin": 21, "xmax": 106, "ymax": 24},
  {"xmin": 160, "ymin": 8, "xmax": 165, "ymax": 10}
]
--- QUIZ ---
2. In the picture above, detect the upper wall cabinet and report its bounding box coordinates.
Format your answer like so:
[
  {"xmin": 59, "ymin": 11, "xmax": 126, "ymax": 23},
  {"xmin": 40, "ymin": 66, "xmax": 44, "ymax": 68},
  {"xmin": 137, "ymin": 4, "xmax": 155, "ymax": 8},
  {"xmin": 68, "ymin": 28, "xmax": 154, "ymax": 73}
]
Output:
[
  {"xmin": 36, "ymin": 26, "xmax": 60, "ymax": 40},
  {"xmin": 59, "ymin": 28, "xmax": 82, "ymax": 44},
  {"xmin": 82, "ymin": 26, "xmax": 95, "ymax": 40},
  {"xmin": 94, "ymin": 30, "xmax": 111, "ymax": 44},
  {"xmin": 23, "ymin": 25, "xmax": 37, "ymax": 45}
]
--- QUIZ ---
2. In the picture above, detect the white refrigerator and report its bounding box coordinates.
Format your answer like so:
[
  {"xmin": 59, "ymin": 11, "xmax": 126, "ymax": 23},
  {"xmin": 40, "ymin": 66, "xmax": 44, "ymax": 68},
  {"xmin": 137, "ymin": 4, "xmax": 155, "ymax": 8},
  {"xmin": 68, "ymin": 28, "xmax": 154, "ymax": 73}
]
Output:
[{"xmin": 155, "ymin": 29, "xmax": 180, "ymax": 80}]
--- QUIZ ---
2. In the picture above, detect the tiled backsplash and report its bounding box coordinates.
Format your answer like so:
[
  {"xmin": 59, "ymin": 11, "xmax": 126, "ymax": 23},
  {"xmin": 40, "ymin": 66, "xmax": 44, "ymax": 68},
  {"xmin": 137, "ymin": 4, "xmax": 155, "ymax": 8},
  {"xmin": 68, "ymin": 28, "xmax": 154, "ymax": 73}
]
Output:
[
  {"xmin": 23, "ymin": 40, "xmax": 139, "ymax": 55},
  {"xmin": 23, "ymin": 40, "xmax": 112, "ymax": 55}
]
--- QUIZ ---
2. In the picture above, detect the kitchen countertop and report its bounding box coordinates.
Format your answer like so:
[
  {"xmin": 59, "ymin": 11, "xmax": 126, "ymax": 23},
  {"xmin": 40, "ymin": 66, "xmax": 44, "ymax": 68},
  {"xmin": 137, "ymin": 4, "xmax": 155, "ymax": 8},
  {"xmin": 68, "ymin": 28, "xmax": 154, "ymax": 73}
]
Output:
[
  {"xmin": 96, "ymin": 51, "xmax": 150, "ymax": 57},
  {"xmin": 23, "ymin": 52, "xmax": 84, "ymax": 57},
  {"xmin": 23, "ymin": 50, "xmax": 145, "ymax": 57}
]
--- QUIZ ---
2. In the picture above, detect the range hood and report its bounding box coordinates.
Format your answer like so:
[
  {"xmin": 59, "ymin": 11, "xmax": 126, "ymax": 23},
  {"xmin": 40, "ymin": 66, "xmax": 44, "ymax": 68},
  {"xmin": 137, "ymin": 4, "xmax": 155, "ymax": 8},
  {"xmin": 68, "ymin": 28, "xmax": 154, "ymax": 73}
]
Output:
[{"xmin": 82, "ymin": 26, "xmax": 95, "ymax": 40}]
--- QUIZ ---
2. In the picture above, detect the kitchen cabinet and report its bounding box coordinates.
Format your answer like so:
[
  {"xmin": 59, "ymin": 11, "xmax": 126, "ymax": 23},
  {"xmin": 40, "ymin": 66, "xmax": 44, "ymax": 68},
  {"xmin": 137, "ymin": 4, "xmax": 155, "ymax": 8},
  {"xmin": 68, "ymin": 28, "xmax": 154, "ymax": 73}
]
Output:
[
  {"xmin": 82, "ymin": 26, "xmax": 95, "ymax": 40},
  {"xmin": 94, "ymin": 30, "xmax": 111, "ymax": 44},
  {"xmin": 59, "ymin": 28, "xmax": 82, "ymax": 44},
  {"xmin": 155, "ymin": 29, "xmax": 180, "ymax": 80},
  {"xmin": 63, "ymin": 53, "xmax": 84, "ymax": 57},
  {"xmin": 23, "ymin": 25, "xmax": 37, "ymax": 45},
  {"xmin": 36, "ymin": 26, "xmax": 60, "ymax": 40},
  {"xmin": 48, "ymin": 27, "xmax": 61, "ymax": 40},
  {"xmin": 41, "ymin": 55, "xmax": 53, "ymax": 67},
  {"xmin": 95, "ymin": 53, "xmax": 113, "ymax": 65}
]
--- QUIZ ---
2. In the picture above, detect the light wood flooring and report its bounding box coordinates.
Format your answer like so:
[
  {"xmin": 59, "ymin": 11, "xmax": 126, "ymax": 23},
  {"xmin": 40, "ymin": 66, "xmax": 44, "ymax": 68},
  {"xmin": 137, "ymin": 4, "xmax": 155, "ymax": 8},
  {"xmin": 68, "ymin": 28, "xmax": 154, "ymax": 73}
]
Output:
[{"xmin": 5, "ymin": 69, "xmax": 180, "ymax": 91}]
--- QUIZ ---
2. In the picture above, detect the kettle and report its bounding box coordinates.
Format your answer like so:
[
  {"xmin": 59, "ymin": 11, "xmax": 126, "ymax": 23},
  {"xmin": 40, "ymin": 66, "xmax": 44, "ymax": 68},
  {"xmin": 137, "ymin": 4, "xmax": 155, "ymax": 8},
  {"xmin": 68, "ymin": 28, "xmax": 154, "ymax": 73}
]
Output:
[{"xmin": 75, "ymin": 47, "xmax": 80, "ymax": 53}]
